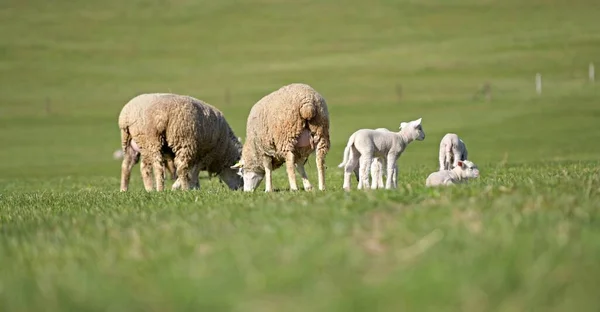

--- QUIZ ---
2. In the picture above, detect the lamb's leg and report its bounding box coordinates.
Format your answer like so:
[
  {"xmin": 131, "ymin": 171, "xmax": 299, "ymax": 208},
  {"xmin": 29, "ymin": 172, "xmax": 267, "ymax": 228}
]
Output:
[
  {"xmin": 359, "ymin": 154, "xmax": 372, "ymax": 190},
  {"xmin": 140, "ymin": 156, "xmax": 154, "ymax": 192},
  {"xmin": 316, "ymin": 145, "xmax": 327, "ymax": 191},
  {"xmin": 263, "ymin": 157, "xmax": 273, "ymax": 192},
  {"xmin": 285, "ymin": 152, "xmax": 299, "ymax": 191},
  {"xmin": 439, "ymin": 144, "xmax": 446, "ymax": 171},
  {"xmin": 385, "ymin": 153, "xmax": 398, "ymax": 189},
  {"xmin": 120, "ymin": 150, "xmax": 137, "ymax": 192},
  {"xmin": 378, "ymin": 158, "xmax": 386, "ymax": 189},
  {"xmin": 343, "ymin": 148, "xmax": 359, "ymax": 191},
  {"xmin": 452, "ymin": 146, "xmax": 462, "ymax": 168},
  {"xmin": 295, "ymin": 159, "xmax": 313, "ymax": 191},
  {"xmin": 370, "ymin": 158, "xmax": 381, "ymax": 189}
]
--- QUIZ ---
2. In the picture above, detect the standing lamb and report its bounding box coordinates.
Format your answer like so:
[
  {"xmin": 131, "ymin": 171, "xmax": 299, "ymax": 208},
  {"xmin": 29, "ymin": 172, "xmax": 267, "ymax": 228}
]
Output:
[
  {"xmin": 425, "ymin": 160, "xmax": 479, "ymax": 187},
  {"xmin": 118, "ymin": 93, "xmax": 243, "ymax": 192},
  {"xmin": 339, "ymin": 117, "xmax": 425, "ymax": 191},
  {"xmin": 439, "ymin": 133, "xmax": 468, "ymax": 171},
  {"xmin": 337, "ymin": 127, "xmax": 393, "ymax": 189},
  {"xmin": 232, "ymin": 83, "xmax": 330, "ymax": 192}
]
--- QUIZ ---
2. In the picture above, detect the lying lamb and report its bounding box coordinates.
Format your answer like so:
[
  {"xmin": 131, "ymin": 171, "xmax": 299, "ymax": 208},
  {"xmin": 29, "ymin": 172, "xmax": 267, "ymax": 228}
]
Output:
[
  {"xmin": 425, "ymin": 160, "xmax": 479, "ymax": 187},
  {"xmin": 339, "ymin": 117, "xmax": 425, "ymax": 190},
  {"xmin": 438, "ymin": 133, "xmax": 468, "ymax": 171},
  {"xmin": 118, "ymin": 93, "xmax": 243, "ymax": 191},
  {"xmin": 232, "ymin": 83, "xmax": 330, "ymax": 192}
]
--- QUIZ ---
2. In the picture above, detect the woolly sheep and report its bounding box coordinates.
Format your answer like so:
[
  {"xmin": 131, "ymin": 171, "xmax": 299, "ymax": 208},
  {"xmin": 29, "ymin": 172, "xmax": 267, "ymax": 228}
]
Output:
[
  {"xmin": 439, "ymin": 133, "xmax": 468, "ymax": 171},
  {"xmin": 425, "ymin": 159, "xmax": 479, "ymax": 187},
  {"xmin": 232, "ymin": 83, "xmax": 330, "ymax": 192},
  {"xmin": 337, "ymin": 127, "xmax": 393, "ymax": 189},
  {"xmin": 118, "ymin": 93, "xmax": 243, "ymax": 192},
  {"xmin": 339, "ymin": 117, "xmax": 425, "ymax": 191}
]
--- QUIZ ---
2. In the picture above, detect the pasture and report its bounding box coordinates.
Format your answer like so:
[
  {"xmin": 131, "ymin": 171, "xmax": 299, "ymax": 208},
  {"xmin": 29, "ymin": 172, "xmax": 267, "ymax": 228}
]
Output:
[{"xmin": 1, "ymin": 0, "xmax": 600, "ymax": 310}]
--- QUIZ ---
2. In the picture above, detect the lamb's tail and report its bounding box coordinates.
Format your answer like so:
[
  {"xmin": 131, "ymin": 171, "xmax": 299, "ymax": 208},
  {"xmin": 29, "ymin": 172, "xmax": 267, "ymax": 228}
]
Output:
[
  {"xmin": 338, "ymin": 134, "xmax": 355, "ymax": 168},
  {"xmin": 299, "ymin": 101, "xmax": 317, "ymax": 120}
]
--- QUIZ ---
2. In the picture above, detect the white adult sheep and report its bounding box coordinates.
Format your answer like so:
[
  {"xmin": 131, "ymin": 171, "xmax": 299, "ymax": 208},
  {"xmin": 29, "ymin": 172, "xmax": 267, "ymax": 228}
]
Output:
[
  {"xmin": 337, "ymin": 127, "xmax": 393, "ymax": 189},
  {"xmin": 425, "ymin": 159, "xmax": 479, "ymax": 187},
  {"xmin": 232, "ymin": 83, "xmax": 330, "ymax": 192},
  {"xmin": 339, "ymin": 117, "xmax": 425, "ymax": 191},
  {"xmin": 438, "ymin": 133, "xmax": 468, "ymax": 171},
  {"xmin": 118, "ymin": 93, "xmax": 243, "ymax": 192}
]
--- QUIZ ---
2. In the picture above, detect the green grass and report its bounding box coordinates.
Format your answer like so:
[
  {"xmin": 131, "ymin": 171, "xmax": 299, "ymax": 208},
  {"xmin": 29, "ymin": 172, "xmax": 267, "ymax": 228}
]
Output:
[{"xmin": 1, "ymin": 0, "xmax": 600, "ymax": 310}]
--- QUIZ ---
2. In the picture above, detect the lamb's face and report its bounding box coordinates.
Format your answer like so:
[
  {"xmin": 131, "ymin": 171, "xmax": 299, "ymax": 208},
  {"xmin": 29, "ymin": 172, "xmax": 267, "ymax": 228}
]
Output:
[
  {"xmin": 458, "ymin": 160, "xmax": 480, "ymax": 179},
  {"xmin": 219, "ymin": 167, "xmax": 244, "ymax": 190},
  {"xmin": 400, "ymin": 117, "xmax": 425, "ymax": 141}
]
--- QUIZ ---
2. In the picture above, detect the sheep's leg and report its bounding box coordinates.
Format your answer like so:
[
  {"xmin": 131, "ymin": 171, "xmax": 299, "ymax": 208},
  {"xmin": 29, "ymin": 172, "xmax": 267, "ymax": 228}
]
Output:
[
  {"xmin": 173, "ymin": 155, "xmax": 191, "ymax": 191},
  {"xmin": 385, "ymin": 153, "xmax": 398, "ymax": 189},
  {"xmin": 378, "ymin": 158, "xmax": 386, "ymax": 189},
  {"xmin": 296, "ymin": 160, "xmax": 313, "ymax": 191},
  {"xmin": 316, "ymin": 147, "xmax": 327, "ymax": 191},
  {"xmin": 166, "ymin": 157, "xmax": 177, "ymax": 181},
  {"xmin": 189, "ymin": 163, "xmax": 201, "ymax": 190},
  {"xmin": 150, "ymin": 152, "xmax": 165, "ymax": 192},
  {"xmin": 120, "ymin": 150, "xmax": 137, "ymax": 192},
  {"xmin": 140, "ymin": 156, "xmax": 154, "ymax": 192},
  {"xmin": 263, "ymin": 157, "xmax": 273, "ymax": 192},
  {"xmin": 285, "ymin": 152, "xmax": 299, "ymax": 191},
  {"xmin": 343, "ymin": 148, "xmax": 359, "ymax": 191},
  {"xmin": 452, "ymin": 146, "xmax": 462, "ymax": 168},
  {"xmin": 359, "ymin": 154, "xmax": 372, "ymax": 190}
]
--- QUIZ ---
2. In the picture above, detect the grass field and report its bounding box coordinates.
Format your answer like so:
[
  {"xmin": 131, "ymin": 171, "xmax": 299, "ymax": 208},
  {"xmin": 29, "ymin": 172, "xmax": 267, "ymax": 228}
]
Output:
[{"xmin": 1, "ymin": 0, "xmax": 600, "ymax": 310}]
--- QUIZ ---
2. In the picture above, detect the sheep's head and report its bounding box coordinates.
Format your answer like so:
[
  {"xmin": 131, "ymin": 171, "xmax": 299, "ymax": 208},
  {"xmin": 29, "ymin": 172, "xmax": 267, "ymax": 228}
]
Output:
[
  {"xmin": 399, "ymin": 117, "xmax": 425, "ymax": 141},
  {"xmin": 218, "ymin": 166, "xmax": 244, "ymax": 190},
  {"xmin": 231, "ymin": 160, "xmax": 264, "ymax": 192},
  {"xmin": 456, "ymin": 160, "xmax": 480, "ymax": 179}
]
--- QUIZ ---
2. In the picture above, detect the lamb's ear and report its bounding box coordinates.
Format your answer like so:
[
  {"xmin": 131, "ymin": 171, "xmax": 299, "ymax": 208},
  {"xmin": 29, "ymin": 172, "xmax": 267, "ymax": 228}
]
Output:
[
  {"xmin": 457, "ymin": 160, "xmax": 464, "ymax": 168},
  {"xmin": 399, "ymin": 122, "xmax": 408, "ymax": 129},
  {"xmin": 413, "ymin": 117, "xmax": 422, "ymax": 126}
]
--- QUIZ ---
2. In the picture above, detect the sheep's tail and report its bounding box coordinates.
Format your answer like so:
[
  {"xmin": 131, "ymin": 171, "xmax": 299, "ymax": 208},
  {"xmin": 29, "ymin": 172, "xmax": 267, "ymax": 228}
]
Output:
[
  {"xmin": 120, "ymin": 126, "xmax": 131, "ymax": 155},
  {"xmin": 338, "ymin": 134, "xmax": 355, "ymax": 168},
  {"xmin": 299, "ymin": 101, "xmax": 317, "ymax": 121}
]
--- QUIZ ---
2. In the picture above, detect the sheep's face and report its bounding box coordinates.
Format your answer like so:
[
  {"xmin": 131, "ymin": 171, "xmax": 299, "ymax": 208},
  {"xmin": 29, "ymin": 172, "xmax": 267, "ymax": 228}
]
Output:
[
  {"xmin": 399, "ymin": 117, "xmax": 425, "ymax": 141},
  {"xmin": 219, "ymin": 167, "xmax": 244, "ymax": 190},
  {"xmin": 457, "ymin": 160, "xmax": 480, "ymax": 179},
  {"xmin": 231, "ymin": 161, "xmax": 264, "ymax": 192}
]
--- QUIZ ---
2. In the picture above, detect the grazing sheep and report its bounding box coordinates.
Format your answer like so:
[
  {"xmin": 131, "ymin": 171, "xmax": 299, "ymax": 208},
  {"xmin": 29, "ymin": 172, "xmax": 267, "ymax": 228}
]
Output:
[
  {"xmin": 118, "ymin": 93, "xmax": 243, "ymax": 192},
  {"xmin": 337, "ymin": 127, "xmax": 393, "ymax": 189},
  {"xmin": 339, "ymin": 117, "xmax": 425, "ymax": 191},
  {"xmin": 232, "ymin": 83, "xmax": 330, "ymax": 192},
  {"xmin": 425, "ymin": 160, "xmax": 479, "ymax": 187},
  {"xmin": 439, "ymin": 133, "xmax": 468, "ymax": 171}
]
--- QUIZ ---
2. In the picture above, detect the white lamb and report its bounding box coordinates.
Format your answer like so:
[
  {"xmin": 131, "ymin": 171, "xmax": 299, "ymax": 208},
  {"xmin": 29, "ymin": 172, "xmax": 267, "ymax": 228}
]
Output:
[
  {"xmin": 438, "ymin": 133, "xmax": 468, "ymax": 171},
  {"xmin": 425, "ymin": 160, "xmax": 479, "ymax": 187},
  {"xmin": 337, "ymin": 127, "xmax": 393, "ymax": 189},
  {"xmin": 339, "ymin": 117, "xmax": 425, "ymax": 191}
]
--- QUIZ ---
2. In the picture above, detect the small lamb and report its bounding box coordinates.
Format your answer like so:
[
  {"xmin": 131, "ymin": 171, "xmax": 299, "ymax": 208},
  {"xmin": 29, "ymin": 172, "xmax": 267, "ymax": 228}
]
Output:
[
  {"xmin": 337, "ymin": 127, "xmax": 392, "ymax": 189},
  {"xmin": 439, "ymin": 133, "xmax": 468, "ymax": 171},
  {"xmin": 339, "ymin": 117, "xmax": 425, "ymax": 190},
  {"xmin": 425, "ymin": 160, "xmax": 479, "ymax": 187}
]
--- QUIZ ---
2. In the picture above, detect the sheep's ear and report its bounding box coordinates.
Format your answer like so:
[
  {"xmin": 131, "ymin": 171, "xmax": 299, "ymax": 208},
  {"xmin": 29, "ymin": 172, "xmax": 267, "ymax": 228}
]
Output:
[
  {"xmin": 413, "ymin": 117, "xmax": 422, "ymax": 126},
  {"xmin": 231, "ymin": 161, "xmax": 243, "ymax": 169},
  {"xmin": 457, "ymin": 160, "xmax": 464, "ymax": 168},
  {"xmin": 399, "ymin": 122, "xmax": 408, "ymax": 129}
]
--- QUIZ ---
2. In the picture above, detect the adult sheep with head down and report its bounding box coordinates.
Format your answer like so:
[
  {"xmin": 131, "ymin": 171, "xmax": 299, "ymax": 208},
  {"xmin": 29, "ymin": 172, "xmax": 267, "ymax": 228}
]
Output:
[
  {"xmin": 118, "ymin": 93, "xmax": 243, "ymax": 192},
  {"xmin": 232, "ymin": 83, "xmax": 330, "ymax": 192}
]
